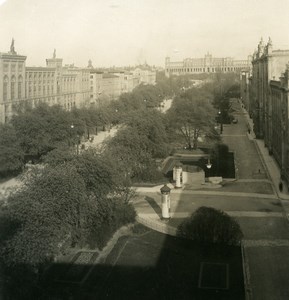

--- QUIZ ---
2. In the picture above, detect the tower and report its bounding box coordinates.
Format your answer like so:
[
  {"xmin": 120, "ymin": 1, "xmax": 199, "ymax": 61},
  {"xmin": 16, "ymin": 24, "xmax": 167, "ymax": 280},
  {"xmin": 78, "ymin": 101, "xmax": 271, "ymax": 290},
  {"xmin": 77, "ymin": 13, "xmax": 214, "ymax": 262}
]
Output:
[{"xmin": 0, "ymin": 39, "xmax": 27, "ymax": 123}]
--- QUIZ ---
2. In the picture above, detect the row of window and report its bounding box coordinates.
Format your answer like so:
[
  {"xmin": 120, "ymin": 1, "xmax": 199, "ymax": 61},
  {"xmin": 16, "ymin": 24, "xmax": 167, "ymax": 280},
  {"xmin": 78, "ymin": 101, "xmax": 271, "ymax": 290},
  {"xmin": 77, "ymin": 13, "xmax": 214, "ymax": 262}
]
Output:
[
  {"xmin": 27, "ymin": 72, "xmax": 55, "ymax": 79},
  {"xmin": 168, "ymin": 66, "xmax": 244, "ymax": 73},
  {"xmin": 27, "ymin": 85, "xmax": 54, "ymax": 96},
  {"xmin": 3, "ymin": 63, "xmax": 23, "ymax": 72},
  {"xmin": 3, "ymin": 75, "xmax": 23, "ymax": 82},
  {"xmin": 3, "ymin": 82, "xmax": 22, "ymax": 101}
]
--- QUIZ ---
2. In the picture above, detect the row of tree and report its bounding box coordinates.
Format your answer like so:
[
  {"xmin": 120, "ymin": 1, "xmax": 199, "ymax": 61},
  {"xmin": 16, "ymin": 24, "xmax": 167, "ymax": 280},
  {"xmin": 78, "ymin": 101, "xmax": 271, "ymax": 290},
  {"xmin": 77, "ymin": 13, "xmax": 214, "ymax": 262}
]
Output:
[
  {"xmin": 0, "ymin": 72, "xmax": 197, "ymax": 298},
  {"xmin": 0, "ymin": 71, "xmax": 241, "ymax": 298}
]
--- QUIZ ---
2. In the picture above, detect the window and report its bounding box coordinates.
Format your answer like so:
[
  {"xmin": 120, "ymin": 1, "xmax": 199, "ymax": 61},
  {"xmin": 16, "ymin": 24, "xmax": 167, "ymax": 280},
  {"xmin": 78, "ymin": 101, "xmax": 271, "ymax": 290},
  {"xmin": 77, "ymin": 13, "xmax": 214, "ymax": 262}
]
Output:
[
  {"xmin": 11, "ymin": 76, "xmax": 16, "ymax": 100},
  {"xmin": 18, "ymin": 82, "xmax": 22, "ymax": 99},
  {"xmin": 18, "ymin": 76, "xmax": 23, "ymax": 99},
  {"xmin": 3, "ymin": 76, "xmax": 8, "ymax": 101}
]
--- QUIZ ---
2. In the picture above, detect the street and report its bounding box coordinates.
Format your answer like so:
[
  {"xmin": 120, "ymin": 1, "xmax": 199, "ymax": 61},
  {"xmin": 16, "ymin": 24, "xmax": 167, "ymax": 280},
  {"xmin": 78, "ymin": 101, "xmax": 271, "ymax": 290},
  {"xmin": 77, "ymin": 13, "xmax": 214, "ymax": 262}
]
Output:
[{"xmin": 134, "ymin": 98, "xmax": 289, "ymax": 300}]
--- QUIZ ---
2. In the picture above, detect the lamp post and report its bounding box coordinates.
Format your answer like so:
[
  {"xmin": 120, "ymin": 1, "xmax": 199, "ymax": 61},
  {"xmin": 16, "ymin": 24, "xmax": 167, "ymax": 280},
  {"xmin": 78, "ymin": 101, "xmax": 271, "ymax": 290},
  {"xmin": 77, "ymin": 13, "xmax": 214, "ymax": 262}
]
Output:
[
  {"xmin": 70, "ymin": 124, "xmax": 80, "ymax": 155},
  {"xmin": 218, "ymin": 110, "xmax": 223, "ymax": 134},
  {"xmin": 206, "ymin": 158, "xmax": 212, "ymax": 179}
]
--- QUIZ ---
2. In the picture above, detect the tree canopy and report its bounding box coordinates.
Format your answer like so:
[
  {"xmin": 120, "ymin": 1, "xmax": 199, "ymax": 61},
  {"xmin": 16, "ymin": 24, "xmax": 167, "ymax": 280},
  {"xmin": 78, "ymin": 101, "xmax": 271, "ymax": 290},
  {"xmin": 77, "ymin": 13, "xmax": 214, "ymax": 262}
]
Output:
[
  {"xmin": 167, "ymin": 87, "xmax": 219, "ymax": 149},
  {"xmin": 10, "ymin": 103, "xmax": 75, "ymax": 159},
  {"xmin": 0, "ymin": 124, "xmax": 24, "ymax": 177},
  {"xmin": 177, "ymin": 206, "xmax": 243, "ymax": 246}
]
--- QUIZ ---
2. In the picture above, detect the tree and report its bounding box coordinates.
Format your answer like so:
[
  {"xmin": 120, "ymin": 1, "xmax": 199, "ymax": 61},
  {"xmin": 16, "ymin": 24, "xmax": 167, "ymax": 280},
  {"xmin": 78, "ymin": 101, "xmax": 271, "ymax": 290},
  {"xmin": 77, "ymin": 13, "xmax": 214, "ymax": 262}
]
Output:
[
  {"xmin": 167, "ymin": 87, "xmax": 219, "ymax": 149},
  {"xmin": 125, "ymin": 109, "xmax": 170, "ymax": 158},
  {"xmin": 211, "ymin": 143, "xmax": 232, "ymax": 177},
  {"xmin": 177, "ymin": 206, "xmax": 243, "ymax": 246},
  {"xmin": 11, "ymin": 103, "xmax": 77, "ymax": 159},
  {"xmin": 0, "ymin": 124, "xmax": 24, "ymax": 177},
  {"xmin": 72, "ymin": 149, "xmax": 119, "ymax": 198},
  {"xmin": 103, "ymin": 125, "xmax": 164, "ymax": 183},
  {"xmin": 1, "ymin": 163, "xmax": 88, "ymax": 267}
]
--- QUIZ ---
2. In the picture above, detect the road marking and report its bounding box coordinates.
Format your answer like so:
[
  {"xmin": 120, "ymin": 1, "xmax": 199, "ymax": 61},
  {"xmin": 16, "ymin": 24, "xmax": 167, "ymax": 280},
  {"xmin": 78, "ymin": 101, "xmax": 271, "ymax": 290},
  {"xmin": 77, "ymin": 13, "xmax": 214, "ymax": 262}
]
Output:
[
  {"xmin": 228, "ymin": 211, "xmax": 283, "ymax": 218},
  {"xmin": 243, "ymin": 239, "xmax": 289, "ymax": 247},
  {"xmin": 138, "ymin": 211, "xmax": 283, "ymax": 218},
  {"xmin": 222, "ymin": 134, "xmax": 247, "ymax": 137}
]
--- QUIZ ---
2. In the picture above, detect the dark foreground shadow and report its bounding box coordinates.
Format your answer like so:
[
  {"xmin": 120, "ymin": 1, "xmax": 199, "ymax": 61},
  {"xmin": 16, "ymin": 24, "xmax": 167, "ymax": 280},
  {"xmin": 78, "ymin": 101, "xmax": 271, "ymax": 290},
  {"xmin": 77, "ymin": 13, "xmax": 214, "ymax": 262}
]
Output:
[{"xmin": 0, "ymin": 230, "xmax": 244, "ymax": 300}]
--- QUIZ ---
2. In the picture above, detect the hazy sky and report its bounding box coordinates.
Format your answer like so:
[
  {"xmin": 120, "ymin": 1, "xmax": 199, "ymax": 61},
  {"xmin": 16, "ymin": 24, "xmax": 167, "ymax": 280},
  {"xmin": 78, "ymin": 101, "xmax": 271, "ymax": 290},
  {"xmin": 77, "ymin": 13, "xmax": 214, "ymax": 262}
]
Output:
[{"xmin": 1, "ymin": 0, "xmax": 289, "ymax": 68}]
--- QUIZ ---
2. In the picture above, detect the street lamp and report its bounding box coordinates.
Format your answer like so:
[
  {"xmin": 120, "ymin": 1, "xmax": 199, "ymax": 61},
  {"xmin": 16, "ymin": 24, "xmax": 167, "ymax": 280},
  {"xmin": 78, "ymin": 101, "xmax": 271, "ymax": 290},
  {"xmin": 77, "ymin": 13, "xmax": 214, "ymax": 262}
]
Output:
[
  {"xmin": 206, "ymin": 158, "xmax": 212, "ymax": 179},
  {"xmin": 218, "ymin": 110, "xmax": 223, "ymax": 134},
  {"xmin": 70, "ymin": 124, "xmax": 80, "ymax": 155}
]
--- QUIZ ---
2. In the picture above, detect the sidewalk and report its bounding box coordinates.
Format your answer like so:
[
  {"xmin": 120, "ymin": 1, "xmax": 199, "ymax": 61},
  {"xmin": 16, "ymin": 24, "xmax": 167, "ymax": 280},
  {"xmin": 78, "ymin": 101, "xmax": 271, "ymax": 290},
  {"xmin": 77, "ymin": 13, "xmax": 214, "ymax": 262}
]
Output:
[
  {"xmin": 243, "ymin": 108, "xmax": 289, "ymax": 201},
  {"xmin": 82, "ymin": 126, "xmax": 118, "ymax": 151}
]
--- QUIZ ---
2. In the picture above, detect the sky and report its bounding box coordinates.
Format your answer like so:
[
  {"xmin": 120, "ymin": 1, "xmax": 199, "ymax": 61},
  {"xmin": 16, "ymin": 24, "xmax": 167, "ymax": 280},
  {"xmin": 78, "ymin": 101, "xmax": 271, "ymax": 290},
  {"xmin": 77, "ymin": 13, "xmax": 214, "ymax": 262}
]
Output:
[{"xmin": 1, "ymin": 0, "xmax": 289, "ymax": 68}]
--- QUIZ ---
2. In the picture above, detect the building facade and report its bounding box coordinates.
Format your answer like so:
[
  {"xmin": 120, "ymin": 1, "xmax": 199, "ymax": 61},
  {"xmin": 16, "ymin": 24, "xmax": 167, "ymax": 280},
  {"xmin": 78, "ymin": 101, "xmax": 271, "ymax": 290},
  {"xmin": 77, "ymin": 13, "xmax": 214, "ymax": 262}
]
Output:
[
  {"xmin": 0, "ymin": 42, "xmax": 90, "ymax": 123},
  {"xmin": 165, "ymin": 52, "xmax": 251, "ymax": 77},
  {"xmin": 89, "ymin": 68, "xmax": 156, "ymax": 107},
  {"xmin": 248, "ymin": 38, "xmax": 289, "ymax": 191},
  {"xmin": 0, "ymin": 42, "xmax": 157, "ymax": 123}
]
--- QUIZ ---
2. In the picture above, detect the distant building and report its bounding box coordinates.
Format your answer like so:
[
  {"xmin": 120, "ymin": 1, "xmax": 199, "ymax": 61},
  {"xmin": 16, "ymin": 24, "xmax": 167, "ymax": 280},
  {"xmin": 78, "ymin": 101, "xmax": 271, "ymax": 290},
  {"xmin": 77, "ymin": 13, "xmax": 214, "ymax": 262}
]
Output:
[
  {"xmin": 89, "ymin": 67, "xmax": 156, "ymax": 107},
  {"xmin": 133, "ymin": 68, "xmax": 156, "ymax": 85},
  {"xmin": 165, "ymin": 53, "xmax": 251, "ymax": 77},
  {"xmin": 248, "ymin": 38, "xmax": 289, "ymax": 191}
]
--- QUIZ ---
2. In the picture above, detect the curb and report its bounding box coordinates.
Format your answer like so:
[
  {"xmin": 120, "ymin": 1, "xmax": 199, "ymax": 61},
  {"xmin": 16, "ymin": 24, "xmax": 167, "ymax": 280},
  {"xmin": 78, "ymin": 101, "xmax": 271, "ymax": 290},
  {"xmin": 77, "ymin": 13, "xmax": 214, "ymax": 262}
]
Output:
[
  {"xmin": 253, "ymin": 139, "xmax": 277, "ymax": 197},
  {"xmin": 136, "ymin": 215, "xmax": 177, "ymax": 236},
  {"xmin": 241, "ymin": 241, "xmax": 252, "ymax": 300}
]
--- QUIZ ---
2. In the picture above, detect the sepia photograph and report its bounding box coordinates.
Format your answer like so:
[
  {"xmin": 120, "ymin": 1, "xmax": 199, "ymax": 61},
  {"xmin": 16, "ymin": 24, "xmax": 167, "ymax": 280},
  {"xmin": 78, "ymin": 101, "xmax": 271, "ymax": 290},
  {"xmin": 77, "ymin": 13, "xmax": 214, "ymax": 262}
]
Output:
[{"xmin": 1, "ymin": 0, "xmax": 289, "ymax": 299}]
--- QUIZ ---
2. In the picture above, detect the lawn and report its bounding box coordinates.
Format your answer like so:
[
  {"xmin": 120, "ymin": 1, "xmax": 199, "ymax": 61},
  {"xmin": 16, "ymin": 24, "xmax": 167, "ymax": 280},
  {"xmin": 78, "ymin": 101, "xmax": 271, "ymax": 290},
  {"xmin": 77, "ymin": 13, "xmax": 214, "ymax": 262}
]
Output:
[{"xmin": 43, "ymin": 224, "xmax": 245, "ymax": 299}]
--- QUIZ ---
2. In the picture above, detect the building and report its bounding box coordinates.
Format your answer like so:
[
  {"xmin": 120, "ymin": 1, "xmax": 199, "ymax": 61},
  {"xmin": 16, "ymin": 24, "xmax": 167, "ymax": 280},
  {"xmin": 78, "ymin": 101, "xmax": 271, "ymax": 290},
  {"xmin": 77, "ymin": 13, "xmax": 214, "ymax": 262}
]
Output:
[
  {"xmin": 133, "ymin": 68, "xmax": 156, "ymax": 85},
  {"xmin": 0, "ymin": 41, "xmax": 157, "ymax": 123},
  {"xmin": 240, "ymin": 70, "xmax": 251, "ymax": 110},
  {"xmin": 248, "ymin": 38, "xmax": 289, "ymax": 191},
  {"xmin": 165, "ymin": 52, "xmax": 251, "ymax": 77},
  {"xmin": 0, "ymin": 40, "xmax": 27, "ymax": 123},
  {"xmin": 0, "ymin": 41, "xmax": 90, "ymax": 123},
  {"xmin": 89, "ymin": 67, "xmax": 156, "ymax": 107}
]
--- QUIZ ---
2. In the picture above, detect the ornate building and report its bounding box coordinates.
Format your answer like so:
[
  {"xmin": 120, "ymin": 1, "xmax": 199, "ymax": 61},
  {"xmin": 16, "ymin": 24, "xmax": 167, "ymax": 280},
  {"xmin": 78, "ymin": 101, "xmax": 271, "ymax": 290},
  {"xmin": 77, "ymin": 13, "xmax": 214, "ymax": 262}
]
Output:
[
  {"xmin": 0, "ymin": 41, "xmax": 157, "ymax": 123},
  {"xmin": 165, "ymin": 52, "xmax": 251, "ymax": 77},
  {"xmin": 248, "ymin": 38, "xmax": 289, "ymax": 191},
  {"xmin": 0, "ymin": 41, "xmax": 90, "ymax": 123}
]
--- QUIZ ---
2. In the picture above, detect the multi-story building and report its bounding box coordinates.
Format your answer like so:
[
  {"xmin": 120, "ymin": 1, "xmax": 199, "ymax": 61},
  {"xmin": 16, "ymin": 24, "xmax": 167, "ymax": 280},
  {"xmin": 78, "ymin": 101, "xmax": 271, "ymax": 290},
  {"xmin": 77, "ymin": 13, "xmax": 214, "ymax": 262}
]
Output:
[
  {"xmin": 133, "ymin": 68, "xmax": 156, "ymax": 85},
  {"xmin": 240, "ymin": 70, "xmax": 251, "ymax": 110},
  {"xmin": 0, "ymin": 41, "xmax": 91, "ymax": 123},
  {"xmin": 165, "ymin": 52, "xmax": 251, "ymax": 77},
  {"xmin": 89, "ymin": 68, "xmax": 156, "ymax": 107},
  {"xmin": 249, "ymin": 38, "xmax": 289, "ymax": 191},
  {"xmin": 0, "ymin": 40, "xmax": 27, "ymax": 123},
  {"xmin": 0, "ymin": 41, "xmax": 157, "ymax": 123}
]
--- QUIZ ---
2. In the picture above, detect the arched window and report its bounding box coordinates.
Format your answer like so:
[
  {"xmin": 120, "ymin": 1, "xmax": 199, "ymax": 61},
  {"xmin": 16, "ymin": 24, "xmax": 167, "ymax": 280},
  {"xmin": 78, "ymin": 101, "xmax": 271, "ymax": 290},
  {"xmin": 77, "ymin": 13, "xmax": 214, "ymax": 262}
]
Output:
[
  {"xmin": 18, "ymin": 75, "xmax": 23, "ymax": 99},
  {"xmin": 11, "ymin": 76, "xmax": 16, "ymax": 100},
  {"xmin": 3, "ymin": 76, "xmax": 8, "ymax": 102}
]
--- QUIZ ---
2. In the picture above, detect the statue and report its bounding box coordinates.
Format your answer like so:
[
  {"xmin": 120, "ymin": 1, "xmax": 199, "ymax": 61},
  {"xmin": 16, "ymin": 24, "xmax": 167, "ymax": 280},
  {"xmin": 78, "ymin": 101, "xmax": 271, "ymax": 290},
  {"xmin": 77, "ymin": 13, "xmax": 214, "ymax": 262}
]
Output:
[
  {"xmin": 53, "ymin": 49, "xmax": 56, "ymax": 59},
  {"xmin": 10, "ymin": 38, "xmax": 16, "ymax": 54},
  {"xmin": 87, "ymin": 59, "xmax": 93, "ymax": 68}
]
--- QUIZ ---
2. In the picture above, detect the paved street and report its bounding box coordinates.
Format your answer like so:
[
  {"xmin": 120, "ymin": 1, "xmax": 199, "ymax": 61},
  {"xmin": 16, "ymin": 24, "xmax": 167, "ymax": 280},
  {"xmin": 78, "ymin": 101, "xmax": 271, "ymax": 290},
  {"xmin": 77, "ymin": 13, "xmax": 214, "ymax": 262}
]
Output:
[{"xmin": 133, "ymin": 99, "xmax": 289, "ymax": 300}]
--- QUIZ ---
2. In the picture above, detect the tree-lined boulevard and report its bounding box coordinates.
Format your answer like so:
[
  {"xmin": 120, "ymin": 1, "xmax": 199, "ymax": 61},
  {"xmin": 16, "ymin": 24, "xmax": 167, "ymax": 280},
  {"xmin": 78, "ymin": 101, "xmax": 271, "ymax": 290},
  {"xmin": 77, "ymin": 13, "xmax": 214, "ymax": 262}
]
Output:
[{"xmin": 1, "ymin": 72, "xmax": 289, "ymax": 299}]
